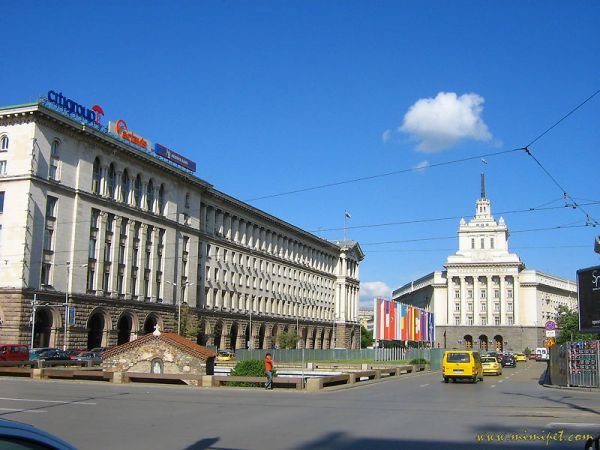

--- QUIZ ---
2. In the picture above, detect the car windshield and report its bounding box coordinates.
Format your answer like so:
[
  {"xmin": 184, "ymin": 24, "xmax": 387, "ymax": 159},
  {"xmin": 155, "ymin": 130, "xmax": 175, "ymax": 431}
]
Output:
[
  {"xmin": 447, "ymin": 353, "xmax": 470, "ymax": 363},
  {"xmin": 482, "ymin": 357, "xmax": 496, "ymax": 363}
]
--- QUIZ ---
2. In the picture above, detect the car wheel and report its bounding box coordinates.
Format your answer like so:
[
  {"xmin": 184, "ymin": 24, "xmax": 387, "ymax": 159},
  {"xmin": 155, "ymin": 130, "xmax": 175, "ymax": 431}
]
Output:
[
  {"xmin": 473, "ymin": 375, "xmax": 478, "ymax": 384},
  {"xmin": 444, "ymin": 377, "xmax": 449, "ymax": 383}
]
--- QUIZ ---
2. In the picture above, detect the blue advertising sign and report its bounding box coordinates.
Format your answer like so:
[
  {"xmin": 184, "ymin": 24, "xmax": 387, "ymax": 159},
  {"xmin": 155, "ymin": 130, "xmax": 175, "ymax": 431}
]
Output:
[
  {"xmin": 154, "ymin": 143, "xmax": 197, "ymax": 172},
  {"xmin": 47, "ymin": 90, "xmax": 104, "ymax": 125},
  {"xmin": 69, "ymin": 307, "xmax": 76, "ymax": 326}
]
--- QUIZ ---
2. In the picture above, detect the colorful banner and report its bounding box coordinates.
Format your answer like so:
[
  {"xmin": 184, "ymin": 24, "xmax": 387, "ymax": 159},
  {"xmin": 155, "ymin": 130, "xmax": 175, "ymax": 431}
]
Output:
[{"xmin": 373, "ymin": 297, "xmax": 435, "ymax": 342}]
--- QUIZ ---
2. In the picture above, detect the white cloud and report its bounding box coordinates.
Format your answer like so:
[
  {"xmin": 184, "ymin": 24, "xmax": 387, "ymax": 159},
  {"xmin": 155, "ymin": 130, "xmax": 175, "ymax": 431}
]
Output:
[
  {"xmin": 382, "ymin": 129, "xmax": 392, "ymax": 144},
  {"xmin": 359, "ymin": 281, "xmax": 392, "ymax": 309},
  {"xmin": 400, "ymin": 92, "xmax": 492, "ymax": 152},
  {"xmin": 413, "ymin": 160, "xmax": 430, "ymax": 173}
]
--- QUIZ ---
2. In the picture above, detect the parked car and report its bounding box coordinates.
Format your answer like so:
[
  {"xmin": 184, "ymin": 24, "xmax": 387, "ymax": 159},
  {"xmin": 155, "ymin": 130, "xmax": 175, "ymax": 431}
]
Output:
[
  {"xmin": 515, "ymin": 353, "xmax": 527, "ymax": 362},
  {"xmin": 0, "ymin": 344, "xmax": 30, "ymax": 362},
  {"xmin": 481, "ymin": 356, "xmax": 503, "ymax": 376},
  {"xmin": 442, "ymin": 350, "xmax": 484, "ymax": 383},
  {"xmin": 501, "ymin": 354, "xmax": 516, "ymax": 368},
  {"xmin": 0, "ymin": 418, "xmax": 77, "ymax": 450},
  {"xmin": 89, "ymin": 347, "xmax": 107, "ymax": 355},
  {"xmin": 29, "ymin": 347, "xmax": 57, "ymax": 360},
  {"xmin": 36, "ymin": 349, "xmax": 70, "ymax": 361},
  {"xmin": 75, "ymin": 351, "xmax": 102, "ymax": 363},
  {"xmin": 216, "ymin": 351, "xmax": 235, "ymax": 361},
  {"xmin": 67, "ymin": 348, "xmax": 86, "ymax": 360}
]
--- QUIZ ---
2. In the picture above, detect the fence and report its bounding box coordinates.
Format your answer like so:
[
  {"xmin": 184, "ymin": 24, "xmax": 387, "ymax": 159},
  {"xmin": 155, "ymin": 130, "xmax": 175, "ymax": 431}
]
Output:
[
  {"xmin": 549, "ymin": 340, "xmax": 599, "ymax": 388},
  {"xmin": 234, "ymin": 347, "xmax": 446, "ymax": 370}
]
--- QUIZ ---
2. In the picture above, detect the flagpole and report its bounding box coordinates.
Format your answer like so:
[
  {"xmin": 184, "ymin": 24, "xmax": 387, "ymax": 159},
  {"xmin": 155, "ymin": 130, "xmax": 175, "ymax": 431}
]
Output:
[{"xmin": 344, "ymin": 213, "xmax": 347, "ymax": 240}]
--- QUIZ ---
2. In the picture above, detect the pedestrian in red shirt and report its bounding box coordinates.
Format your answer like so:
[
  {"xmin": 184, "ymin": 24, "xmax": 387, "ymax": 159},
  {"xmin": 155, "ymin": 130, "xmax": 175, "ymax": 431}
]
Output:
[{"xmin": 264, "ymin": 353, "xmax": 273, "ymax": 390}]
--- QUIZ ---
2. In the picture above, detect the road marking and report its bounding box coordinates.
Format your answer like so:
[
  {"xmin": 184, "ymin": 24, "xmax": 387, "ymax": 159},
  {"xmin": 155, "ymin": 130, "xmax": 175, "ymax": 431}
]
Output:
[
  {"xmin": 0, "ymin": 397, "xmax": 95, "ymax": 405},
  {"xmin": 546, "ymin": 422, "xmax": 600, "ymax": 429},
  {"xmin": 0, "ymin": 407, "xmax": 47, "ymax": 413},
  {"xmin": 420, "ymin": 384, "xmax": 430, "ymax": 387}
]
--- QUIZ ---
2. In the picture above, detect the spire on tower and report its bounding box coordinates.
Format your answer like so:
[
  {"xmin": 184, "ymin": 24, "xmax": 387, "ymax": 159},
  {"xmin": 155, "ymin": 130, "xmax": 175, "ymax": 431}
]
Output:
[{"xmin": 481, "ymin": 173, "xmax": 486, "ymax": 199}]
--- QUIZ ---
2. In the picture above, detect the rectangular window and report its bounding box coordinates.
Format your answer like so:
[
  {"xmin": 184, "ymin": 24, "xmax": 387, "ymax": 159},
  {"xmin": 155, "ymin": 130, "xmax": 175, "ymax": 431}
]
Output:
[
  {"xmin": 507, "ymin": 289, "xmax": 513, "ymax": 298},
  {"xmin": 467, "ymin": 289, "xmax": 473, "ymax": 299},
  {"xmin": 507, "ymin": 302, "xmax": 513, "ymax": 312},
  {"xmin": 490, "ymin": 238, "xmax": 494, "ymax": 249},
  {"xmin": 481, "ymin": 302, "xmax": 487, "ymax": 312},
  {"xmin": 494, "ymin": 302, "xmax": 500, "ymax": 311},
  {"xmin": 455, "ymin": 317, "xmax": 460, "ymax": 325},
  {"xmin": 508, "ymin": 316, "xmax": 514, "ymax": 325},
  {"xmin": 454, "ymin": 302, "xmax": 460, "ymax": 312},
  {"xmin": 480, "ymin": 238, "xmax": 485, "ymax": 249},
  {"xmin": 467, "ymin": 302, "xmax": 473, "ymax": 312},
  {"xmin": 46, "ymin": 196, "xmax": 58, "ymax": 219},
  {"xmin": 467, "ymin": 317, "xmax": 474, "ymax": 326},
  {"xmin": 43, "ymin": 228, "xmax": 54, "ymax": 251},
  {"xmin": 454, "ymin": 290, "xmax": 460, "ymax": 299},
  {"xmin": 495, "ymin": 317, "xmax": 501, "ymax": 325},
  {"xmin": 494, "ymin": 289, "xmax": 500, "ymax": 299},
  {"xmin": 480, "ymin": 289, "xmax": 487, "ymax": 299},
  {"xmin": 0, "ymin": 160, "xmax": 6, "ymax": 175},
  {"xmin": 481, "ymin": 317, "xmax": 487, "ymax": 326},
  {"xmin": 471, "ymin": 238, "xmax": 475, "ymax": 249}
]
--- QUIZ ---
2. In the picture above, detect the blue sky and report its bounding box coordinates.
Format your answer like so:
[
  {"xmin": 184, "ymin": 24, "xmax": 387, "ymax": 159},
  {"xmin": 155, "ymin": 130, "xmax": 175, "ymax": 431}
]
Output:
[{"xmin": 2, "ymin": 1, "xmax": 599, "ymax": 307}]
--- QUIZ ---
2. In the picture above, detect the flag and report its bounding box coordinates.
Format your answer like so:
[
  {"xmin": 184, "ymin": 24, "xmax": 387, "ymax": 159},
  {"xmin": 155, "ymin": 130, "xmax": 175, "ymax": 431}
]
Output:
[{"xmin": 345, "ymin": 211, "xmax": 351, "ymax": 219}]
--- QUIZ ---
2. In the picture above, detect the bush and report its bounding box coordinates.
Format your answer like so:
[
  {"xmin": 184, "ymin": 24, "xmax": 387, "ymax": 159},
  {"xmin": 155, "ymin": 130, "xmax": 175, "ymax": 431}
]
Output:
[
  {"xmin": 409, "ymin": 358, "xmax": 429, "ymax": 365},
  {"xmin": 226, "ymin": 359, "xmax": 277, "ymax": 387}
]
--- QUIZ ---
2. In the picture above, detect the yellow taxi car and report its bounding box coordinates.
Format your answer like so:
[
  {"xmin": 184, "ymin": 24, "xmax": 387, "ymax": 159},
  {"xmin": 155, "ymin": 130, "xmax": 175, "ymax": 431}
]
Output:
[
  {"xmin": 442, "ymin": 350, "xmax": 484, "ymax": 383},
  {"xmin": 216, "ymin": 350, "xmax": 235, "ymax": 361},
  {"xmin": 481, "ymin": 356, "xmax": 502, "ymax": 376},
  {"xmin": 515, "ymin": 353, "xmax": 527, "ymax": 362}
]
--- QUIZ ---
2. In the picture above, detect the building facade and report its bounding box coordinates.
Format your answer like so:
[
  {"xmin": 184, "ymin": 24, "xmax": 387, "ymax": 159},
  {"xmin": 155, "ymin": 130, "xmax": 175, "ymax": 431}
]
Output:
[
  {"xmin": 0, "ymin": 97, "xmax": 364, "ymax": 351},
  {"xmin": 392, "ymin": 176, "xmax": 577, "ymax": 352}
]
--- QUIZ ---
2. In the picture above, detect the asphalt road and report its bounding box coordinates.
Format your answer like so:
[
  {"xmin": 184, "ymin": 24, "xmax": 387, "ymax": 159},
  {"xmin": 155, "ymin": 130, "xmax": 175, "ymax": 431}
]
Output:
[{"xmin": 0, "ymin": 362, "xmax": 598, "ymax": 450}]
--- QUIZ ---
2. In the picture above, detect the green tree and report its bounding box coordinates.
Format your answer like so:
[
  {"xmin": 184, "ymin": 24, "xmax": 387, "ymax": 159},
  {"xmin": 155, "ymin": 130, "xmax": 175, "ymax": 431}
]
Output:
[
  {"xmin": 360, "ymin": 326, "xmax": 373, "ymax": 348},
  {"xmin": 179, "ymin": 303, "xmax": 198, "ymax": 339},
  {"xmin": 278, "ymin": 330, "xmax": 300, "ymax": 349},
  {"xmin": 556, "ymin": 305, "xmax": 600, "ymax": 344}
]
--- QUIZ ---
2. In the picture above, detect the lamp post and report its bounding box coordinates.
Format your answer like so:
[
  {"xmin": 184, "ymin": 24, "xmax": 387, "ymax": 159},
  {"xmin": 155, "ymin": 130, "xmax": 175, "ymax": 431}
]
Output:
[{"xmin": 63, "ymin": 262, "xmax": 70, "ymax": 351}]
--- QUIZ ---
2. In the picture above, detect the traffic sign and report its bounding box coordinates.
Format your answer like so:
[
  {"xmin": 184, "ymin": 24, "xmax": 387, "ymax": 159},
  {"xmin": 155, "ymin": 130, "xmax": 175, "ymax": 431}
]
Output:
[
  {"xmin": 545, "ymin": 320, "xmax": 556, "ymax": 331},
  {"xmin": 545, "ymin": 330, "xmax": 556, "ymax": 338},
  {"xmin": 545, "ymin": 337, "xmax": 556, "ymax": 347}
]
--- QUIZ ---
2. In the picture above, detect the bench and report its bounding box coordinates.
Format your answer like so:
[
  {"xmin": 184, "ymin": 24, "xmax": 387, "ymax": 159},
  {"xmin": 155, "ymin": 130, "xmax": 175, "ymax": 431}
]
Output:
[
  {"xmin": 120, "ymin": 372, "xmax": 205, "ymax": 386},
  {"xmin": 212, "ymin": 375, "xmax": 304, "ymax": 390}
]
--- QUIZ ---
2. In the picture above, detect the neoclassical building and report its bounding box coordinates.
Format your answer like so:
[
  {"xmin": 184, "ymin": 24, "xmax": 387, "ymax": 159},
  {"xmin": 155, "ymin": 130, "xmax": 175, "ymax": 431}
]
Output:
[
  {"xmin": 392, "ymin": 176, "xmax": 576, "ymax": 352},
  {"xmin": 0, "ymin": 96, "xmax": 364, "ymax": 351}
]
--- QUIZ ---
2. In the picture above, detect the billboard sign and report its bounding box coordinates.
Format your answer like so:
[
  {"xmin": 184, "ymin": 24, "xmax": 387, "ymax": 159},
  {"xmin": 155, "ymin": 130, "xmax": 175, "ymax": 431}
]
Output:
[
  {"xmin": 577, "ymin": 265, "xmax": 600, "ymax": 333},
  {"xmin": 372, "ymin": 297, "xmax": 435, "ymax": 343},
  {"xmin": 47, "ymin": 90, "xmax": 104, "ymax": 125},
  {"xmin": 154, "ymin": 143, "xmax": 197, "ymax": 172},
  {"xmin": 109, "ymin": 120, "xmax": 151, "ymax": 151}
]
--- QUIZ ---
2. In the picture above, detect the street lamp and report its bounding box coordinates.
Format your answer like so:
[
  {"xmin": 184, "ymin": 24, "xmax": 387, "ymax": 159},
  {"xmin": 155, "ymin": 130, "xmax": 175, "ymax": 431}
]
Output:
[{"xmin": 63, "ymin": 262, "xmax": 71, "ymax": 351}]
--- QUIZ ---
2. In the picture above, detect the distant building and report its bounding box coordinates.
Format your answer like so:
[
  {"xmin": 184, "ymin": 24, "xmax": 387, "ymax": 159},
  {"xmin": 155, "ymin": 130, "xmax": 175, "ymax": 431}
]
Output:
[
  {"xmin": 0, "ymin": 95, "xmax": 364, "ymax": 350},
  {"xmin": 392, "ymin": 175, "xmax": 577, "ymax": 352},
  {"xmin": 358, "ymin": 309, "xmax": 374, "ymax": 333}
]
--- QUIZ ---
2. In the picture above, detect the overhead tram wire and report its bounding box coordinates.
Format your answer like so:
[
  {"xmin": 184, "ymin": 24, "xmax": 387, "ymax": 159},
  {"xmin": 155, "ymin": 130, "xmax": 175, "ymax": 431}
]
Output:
[
  {"xmin": 244, "ymin": 148, "xmax": 521, "ymax": 202},
  {"xmin": 309, "ymin": 200, "xmax": 600, "ymax": 234},
  {"xmin": 359, "ymin": 223, "xmax": 590, "ymax": 247},
  {"xmin": 521, "ymin": 88, "xmax": 600, "ymax": 227}
]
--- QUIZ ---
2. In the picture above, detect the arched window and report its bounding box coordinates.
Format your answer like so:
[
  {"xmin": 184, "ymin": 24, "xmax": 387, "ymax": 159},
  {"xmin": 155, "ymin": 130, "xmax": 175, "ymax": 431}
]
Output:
[
  {"xmin": 107, "ymin": 164, "xmax": 116, "ymax": 199},
  {"xmin": 120, "ymin": 169, "xmax": 130, "ymax": 203},
  {"xmin": 134, "ymin": 175, "xmax": 142, "ymax": 208},
  {"xmin": 146, "ymin": 180, "xmax": 155, "ymax": 212},
  {"xmin": 0, "ymin": 135, "xmax": 8, "ymax": 151},
  {"xmin": 158, "ymin": 184, "xmax": 165, "ymax": 216},
  {"xmin": 150, "ymin": 358, "xmax": 163, "ymax": 374},
  {"xmin": 92, "ymin": 158, "xmax": 101, "ymax": 194}
]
